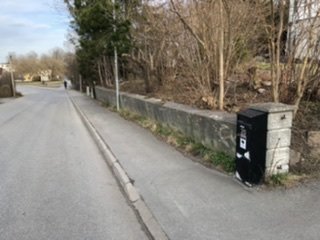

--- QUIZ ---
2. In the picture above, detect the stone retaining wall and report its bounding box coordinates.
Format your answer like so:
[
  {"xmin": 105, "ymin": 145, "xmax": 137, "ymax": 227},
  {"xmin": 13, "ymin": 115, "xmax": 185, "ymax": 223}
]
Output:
[
  {"xmin": 307, "ymin": 131, "xmax": 320, "ymax": 159},
  {"xmin": 0, "ymin": 74, "xmax": 13, "ymax": 98},
  {"xmin": 95, "ymin": 86, "xmax": 237, "ymax": 156}
]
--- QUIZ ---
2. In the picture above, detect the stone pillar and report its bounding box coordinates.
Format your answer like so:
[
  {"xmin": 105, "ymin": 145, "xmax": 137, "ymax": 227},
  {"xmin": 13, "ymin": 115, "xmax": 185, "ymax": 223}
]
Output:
[
  {"xmin": 90, "ymin": 88, "xmax": 94, "ymax": 98},
  {"xmin": 250, "ymin": 103, "xmax": 295, "ymax": 176},
  {"xmin": 86, "ymin": 86, "xmax": 90, "ymax": 97}
]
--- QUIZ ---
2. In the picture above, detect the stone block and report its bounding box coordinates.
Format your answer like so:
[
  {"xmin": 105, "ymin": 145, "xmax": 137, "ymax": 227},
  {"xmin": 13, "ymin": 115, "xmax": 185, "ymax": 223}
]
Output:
[
  {"xmin": 124, "ymin": 182, "xmax": 140, "ymax": 203},
  {"xmin": 307, "ymin": 131, "xmax": 320, "ymax": 147},
  {"xmin": 310, "ymin": 148, "xmax": 320, "ymax": 159},
  {"xmin": 0, "ymin": 84, "xmax": 12, "ymax": 97},
  {"xmin": 113, "ymin": 162, "xmax": 130, "ymax": 187},
  {"xmin": 266, "ymin": 147, "xmax": 290, "ymax": 168},
  {"xmin": 266, "ymin": 164, "xmax": 289, "ymax": 176},
  {"xmin": 289, "ymin": 149, "xmax": 302, "ymax": 166},
  {"xmin": 266, "ymin": 129, "xmax": 291, "ymax": 149},
  {"xmin": 267, "ymin": 111, "xmax": 293, "ymax": 130},
  {"xmin": 306, "ymin": 131, "xmax": 320, "ymax": 159},
  {"xmin": 86, "ymin": 86, "xmax": 90, "ymax": 96},
  {"xmin": 133, "ymin": 199, "xmax": 169, "ymax": 240},
  {"xmin": 103, "ymin": 148, "xmax": 118, "ymax": 166},
  {"xmin": 250, "ymin": 102, "xmax": 295, "ymax": 114}
]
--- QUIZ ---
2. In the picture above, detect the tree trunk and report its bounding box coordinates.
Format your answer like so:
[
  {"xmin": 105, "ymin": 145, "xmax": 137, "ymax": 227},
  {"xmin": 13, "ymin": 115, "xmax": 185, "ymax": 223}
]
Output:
[
  {"xmin": 103, "ymin": 56, "xmax": 112, "ymax": 87},
  {"xmin": 97, "ymin": 60, "xmax": 103, "ymax": 86},
  {"xmin": 274, "ymin": 0, "xmax": 285, "ymax": 103},
  {"xmin": 218, "ymin": 0, "xmax": 224, "ymax": 110},
  {"xmin": 144, "ymin": 66, "xmax": 151, "ymax": 93}
]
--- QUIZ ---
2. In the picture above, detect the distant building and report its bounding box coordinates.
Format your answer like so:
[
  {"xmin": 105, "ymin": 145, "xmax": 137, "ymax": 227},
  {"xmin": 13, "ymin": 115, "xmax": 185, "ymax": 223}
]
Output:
[
  {"xmin": 39, "ymin": 70, "xmax": 52, "ymax": 82},
  {"xmin": 23, "ymin": 73, "xmax": 33, "ymax": 82},
  {"xmin": 287, "ymin": 0, "xmax": 320, "ymax": 58},
  {"xmin": 23, "ymin": 69, "xmax": 52, "ymax": 82},
  {"xmin": 0, "ymin": 63, "xmax": 10, "ymax": 72}
]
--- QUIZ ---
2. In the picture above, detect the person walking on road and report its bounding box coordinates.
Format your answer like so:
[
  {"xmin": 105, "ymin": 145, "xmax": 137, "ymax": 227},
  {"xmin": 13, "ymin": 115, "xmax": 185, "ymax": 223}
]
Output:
[{"xmin": 64, "ymin": 80, "xmax": 67, "ymax": 90}]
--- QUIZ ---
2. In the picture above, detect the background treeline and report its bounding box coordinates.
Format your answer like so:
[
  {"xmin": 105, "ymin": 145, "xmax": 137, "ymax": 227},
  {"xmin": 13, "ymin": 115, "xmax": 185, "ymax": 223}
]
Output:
[
  {"xmin": 10, "ymin": 48, "xmax": 76, "ymax": 81},
  {"xmin": 64, "ymin": 0, "xmax": 320, "ymax": 114}
]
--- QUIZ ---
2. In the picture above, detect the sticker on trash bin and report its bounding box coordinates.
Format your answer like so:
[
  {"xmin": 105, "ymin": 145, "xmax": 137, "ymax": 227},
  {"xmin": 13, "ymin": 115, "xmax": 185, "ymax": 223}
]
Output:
[
  {"xmin": 240, "ymin": 127, "xmax": 246, "ymax": 138},
  {"xmin": 240, "ymin": 138, "xmax": 246, "ymax": 149},
  {"xmin": 239, "ymin": 127, "xmax": 247, "ymax": 149},
  {"xmin": 244, "ymin": 151, "xmax": 250, "ymax": 160}
]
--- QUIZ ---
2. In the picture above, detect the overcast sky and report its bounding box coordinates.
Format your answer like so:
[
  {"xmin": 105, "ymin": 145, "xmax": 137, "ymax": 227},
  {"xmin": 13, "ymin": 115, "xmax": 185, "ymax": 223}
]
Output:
[{"xmin": 0, "ymin": 0, "xmax": 71, "ymax": 63}]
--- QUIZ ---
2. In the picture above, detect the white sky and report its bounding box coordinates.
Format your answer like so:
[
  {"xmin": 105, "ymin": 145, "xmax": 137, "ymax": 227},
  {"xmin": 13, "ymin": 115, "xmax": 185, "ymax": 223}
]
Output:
[{"xmin": 0, "ymin": 0, "xmax": 71, "ymax": 63}]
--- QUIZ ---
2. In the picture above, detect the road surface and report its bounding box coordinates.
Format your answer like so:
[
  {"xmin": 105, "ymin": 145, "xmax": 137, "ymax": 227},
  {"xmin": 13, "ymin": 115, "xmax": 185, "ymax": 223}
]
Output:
[{"xmin": 0, "ymin": 86, "xmax": 148, "ymax": 240}]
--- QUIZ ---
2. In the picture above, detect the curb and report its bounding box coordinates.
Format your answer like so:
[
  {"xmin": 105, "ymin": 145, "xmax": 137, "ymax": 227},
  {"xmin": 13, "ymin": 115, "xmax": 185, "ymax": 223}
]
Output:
[{"xmin": 69, "ymin": 94, "xmax": 169, "ymax": 240}]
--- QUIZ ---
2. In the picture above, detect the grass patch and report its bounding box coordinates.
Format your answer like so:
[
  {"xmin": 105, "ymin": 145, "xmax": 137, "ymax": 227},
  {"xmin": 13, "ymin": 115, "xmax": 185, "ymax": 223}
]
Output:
[
  {"xmin": 118, "ymin": 108, "xmax": 147, "ymax": 124},
  {"xmin": 190, "ymin": 142, "xmax": 208, "ymax": 156},
  {"xmin": 256, "ymin": 62, "xmax": 271, "ymax": 70},
  {"xmin": 17, "ymin": 81, "xmax": 63, "ymax": 88},
  {"xmin": 266, "ymin": 173, "xmax": 289, "ymax": 186},
  {"xmin": 155, "ymin": 124, "xmax": 172, "ymax": 137},
  {"xmin": 112, "ymin": 107, "xmax": 235, "ymax": 173},
  {"xmin": 265, "ymin": 173, "xmax": 309, "ymax": 188},
  {"xmin": 210, "ymin": 152, "xmax": 235, "ymax": 173},
  {"xmin": 100, "ymin": 102, "xmax": 110, "ymax": 108}
]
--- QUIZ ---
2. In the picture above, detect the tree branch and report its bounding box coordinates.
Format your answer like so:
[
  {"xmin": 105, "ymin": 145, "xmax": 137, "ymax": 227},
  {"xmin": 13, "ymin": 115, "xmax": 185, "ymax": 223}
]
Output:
[
  {"xmin": 64, "ymin": 0, "xmax": 75, "ymax": 18},
  {"xmin": 169, "ymin": 0, "xmax": 206, "ymax": 51}
]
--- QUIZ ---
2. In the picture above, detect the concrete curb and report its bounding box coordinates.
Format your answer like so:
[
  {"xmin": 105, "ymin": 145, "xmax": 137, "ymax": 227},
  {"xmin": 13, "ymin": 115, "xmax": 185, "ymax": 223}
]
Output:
[{"xmin": 69, "ymin": 94, "xmax": 169, "ymax": 240}]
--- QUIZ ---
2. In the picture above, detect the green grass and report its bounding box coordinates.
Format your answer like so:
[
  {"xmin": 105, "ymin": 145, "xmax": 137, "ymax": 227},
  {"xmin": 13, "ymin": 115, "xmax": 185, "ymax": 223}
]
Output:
[
  {"xmin": 256, "ymin": 62, "xmax": 271, "ymax": 70},
  {"xmin": 267, "ymin": 173, "xmax": 289, "ymax": 186},
  {"xmin": 17, "ymin": 80, "xmax": 63, "ymax": 88},
  {"xmin": 210, "ymin": 152, "xmax": 235, "ymax": 173},
  {"xmin": 101, "ymin": 102, "xmax": 110, "ymax": 108},
  {"xmin": 190, "ymin": 142, "xmax": 208, "ymax": 156},
  {"xmin": 155, "ymin": 124, "xmax": 172, "ymax": 137},
  {"xmin": 256, "ymin": 61, "xmax": 286, "ymax": 71}
]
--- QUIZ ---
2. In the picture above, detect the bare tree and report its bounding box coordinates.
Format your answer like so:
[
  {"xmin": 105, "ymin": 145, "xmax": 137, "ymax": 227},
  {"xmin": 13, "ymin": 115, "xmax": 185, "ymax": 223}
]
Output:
[
  {"xmin": 12, "ymin": 49, "xmax": 68, "ymax": 81},
  {"xmin": 262, "ymin": 0, "xmax": 320, "ymax": 114}
]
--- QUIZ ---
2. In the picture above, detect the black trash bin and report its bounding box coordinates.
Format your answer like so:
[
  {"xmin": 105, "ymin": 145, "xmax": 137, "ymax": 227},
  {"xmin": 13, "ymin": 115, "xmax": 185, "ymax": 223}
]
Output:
[{"xmin": 235, "ymin": 109, "xmax": 268, "ymax": 184}]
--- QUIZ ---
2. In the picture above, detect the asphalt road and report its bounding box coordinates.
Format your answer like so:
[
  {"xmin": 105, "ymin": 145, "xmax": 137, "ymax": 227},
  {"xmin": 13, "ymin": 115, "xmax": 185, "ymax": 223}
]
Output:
[{"xmin": 0, "ymin": 86, "xmax": 148, "ymax": 240}]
